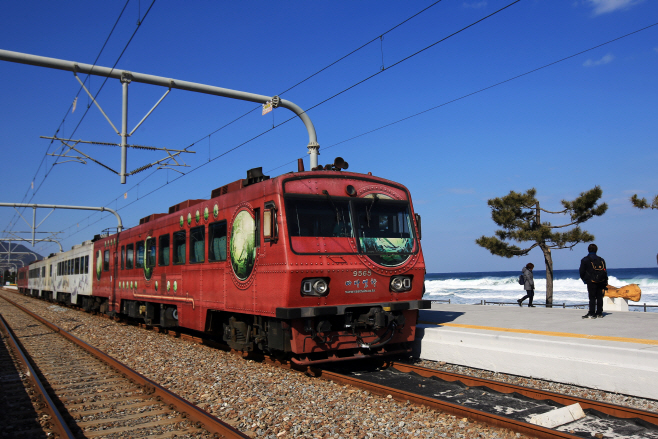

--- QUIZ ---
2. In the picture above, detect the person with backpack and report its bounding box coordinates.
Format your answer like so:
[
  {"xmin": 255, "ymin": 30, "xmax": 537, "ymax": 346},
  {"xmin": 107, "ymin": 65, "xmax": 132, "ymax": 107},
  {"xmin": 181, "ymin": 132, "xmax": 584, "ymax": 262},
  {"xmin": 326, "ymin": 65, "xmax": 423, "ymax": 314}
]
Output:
[
  {"xmin": 579, "ymin": 243, "xmax": 608, "ymax": 319},
  {"xmin": 517, "ymin": 263, "xmax": 535, "ymax": 307}
]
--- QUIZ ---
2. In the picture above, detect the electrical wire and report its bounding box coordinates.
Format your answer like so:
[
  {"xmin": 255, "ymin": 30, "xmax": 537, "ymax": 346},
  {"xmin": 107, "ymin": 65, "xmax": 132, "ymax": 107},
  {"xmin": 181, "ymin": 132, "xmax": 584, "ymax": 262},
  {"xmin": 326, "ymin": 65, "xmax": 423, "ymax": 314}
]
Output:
[
  {"xmin": 33, "ymin": 0, "xmax": 530, "ymax": 248},
  {"xmin": 35, "ymin": 10, "xmax": 658, "ymax": 253},
  {"xmin": 37, "ymin": 0, "xmax": 453, "ymax": 242},
  {"xmin": 3, "ymin": 1, "xmax": 133, "ymax": 237},
  {"xmin": 53, "ymin": 18, "xmax": 658, "ymax": 250}
]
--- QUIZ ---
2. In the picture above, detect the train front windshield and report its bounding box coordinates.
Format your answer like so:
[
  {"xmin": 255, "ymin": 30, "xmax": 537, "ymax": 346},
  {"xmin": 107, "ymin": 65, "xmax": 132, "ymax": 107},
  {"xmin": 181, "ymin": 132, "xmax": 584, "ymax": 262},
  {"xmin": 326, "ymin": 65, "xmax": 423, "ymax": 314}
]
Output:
[{"xmin": 285, "ymin": 195, "xmax": 415, "ymax": 266}]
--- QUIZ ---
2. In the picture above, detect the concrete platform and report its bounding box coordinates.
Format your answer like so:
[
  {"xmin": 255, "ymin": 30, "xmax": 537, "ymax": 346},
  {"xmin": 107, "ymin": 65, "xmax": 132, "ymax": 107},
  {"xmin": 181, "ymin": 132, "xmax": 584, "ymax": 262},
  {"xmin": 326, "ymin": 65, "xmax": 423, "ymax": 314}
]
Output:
[{"xmin": 414, "ymin": 304, "xmax": 658, "ymax": 400}]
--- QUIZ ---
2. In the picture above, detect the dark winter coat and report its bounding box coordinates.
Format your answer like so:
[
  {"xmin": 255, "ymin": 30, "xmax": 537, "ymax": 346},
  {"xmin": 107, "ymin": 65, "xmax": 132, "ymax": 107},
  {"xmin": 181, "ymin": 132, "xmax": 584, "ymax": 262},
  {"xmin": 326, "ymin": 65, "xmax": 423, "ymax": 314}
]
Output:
[{"xmin": 522, "ymin": 267, "xmax": 535, "ymax": 291}]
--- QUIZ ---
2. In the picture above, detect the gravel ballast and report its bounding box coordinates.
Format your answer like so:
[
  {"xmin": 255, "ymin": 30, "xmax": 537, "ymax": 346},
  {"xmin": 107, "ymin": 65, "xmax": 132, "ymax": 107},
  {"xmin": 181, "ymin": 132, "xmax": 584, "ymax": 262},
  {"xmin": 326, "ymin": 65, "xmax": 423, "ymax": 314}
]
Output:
[{"xmin": 2, "ymin": 290, "xmax": 655, "ymax": 438}]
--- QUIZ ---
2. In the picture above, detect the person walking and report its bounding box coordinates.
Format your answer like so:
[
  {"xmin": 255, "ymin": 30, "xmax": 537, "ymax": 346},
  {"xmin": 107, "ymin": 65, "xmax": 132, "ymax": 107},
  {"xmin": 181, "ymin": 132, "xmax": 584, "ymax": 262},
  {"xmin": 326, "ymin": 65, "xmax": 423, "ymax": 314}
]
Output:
[
  {"xmin": 517, "ymin": 263, "xmax": 535, "ymax": 307},
  {"xmin": 579, "ymin": 243, "xmax": 608, "ymax": 319}
]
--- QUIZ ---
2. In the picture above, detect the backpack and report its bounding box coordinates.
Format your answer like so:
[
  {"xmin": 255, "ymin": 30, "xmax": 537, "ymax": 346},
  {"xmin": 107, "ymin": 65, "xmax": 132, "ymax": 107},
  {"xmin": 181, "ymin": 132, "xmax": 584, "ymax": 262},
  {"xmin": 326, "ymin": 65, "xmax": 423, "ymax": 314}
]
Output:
[
  {"xmin": 518, "ymin": 274, "xmax": 525, "ymax": 285},
  {"xmin": 586, "ymin": 256, "xmax": 608, "ymax": 283}
]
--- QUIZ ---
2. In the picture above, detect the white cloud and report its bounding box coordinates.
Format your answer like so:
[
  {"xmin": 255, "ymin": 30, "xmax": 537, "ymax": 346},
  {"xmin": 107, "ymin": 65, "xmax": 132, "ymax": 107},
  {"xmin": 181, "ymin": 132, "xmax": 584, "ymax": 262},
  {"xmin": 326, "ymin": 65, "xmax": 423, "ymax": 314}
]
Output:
[
  {"xmin": 583, "ymin": 53, "xmax": 615, "ymax": 67},
  {"xmin": 587, "ymin": 0, "xmax": 643, "ymax": 15},
  {"xmin": 463, "ymin": 1, "xmax": 487, "ymax": 9}
]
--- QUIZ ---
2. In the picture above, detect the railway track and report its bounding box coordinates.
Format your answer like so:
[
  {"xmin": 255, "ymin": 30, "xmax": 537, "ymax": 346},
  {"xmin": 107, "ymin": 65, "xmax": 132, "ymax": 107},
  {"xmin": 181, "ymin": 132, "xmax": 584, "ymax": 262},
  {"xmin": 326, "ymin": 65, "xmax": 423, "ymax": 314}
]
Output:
[
  {"xmin": 4, "ymin": 288, "xmax": 658, "ymax": 438},
  {"xmin": 0, "ymin": 294, "xmax": 249, "ymax": 439},
  {"xmin": 314, "ymin": 362, "xmax": 658, "ymax": 439},
  {"xmin": 1, "ymin": 314, "xmax": 74, "ymax": 438}
]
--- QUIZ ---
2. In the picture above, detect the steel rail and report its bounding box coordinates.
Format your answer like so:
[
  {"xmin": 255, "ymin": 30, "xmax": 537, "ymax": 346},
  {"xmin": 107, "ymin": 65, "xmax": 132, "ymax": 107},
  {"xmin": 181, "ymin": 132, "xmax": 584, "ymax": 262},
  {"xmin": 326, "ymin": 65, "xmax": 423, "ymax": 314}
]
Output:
[
  {"xmin": 389, "ymin": 362, "xmax": 658, "ymax": 426},
  {"xmin": 310, "ymin": 366, "xmax": 579, "ymax": 439},
  {"xmin": 8, "ymin": 289, "xmax": 651, "ymax": 438},
  {"xmin": 0, "ymin": 295, "xmax": 249, "ymax": 439},
  {"xmin": 0, "ymin": 313, "xmax": 76, "ymax": 439}
]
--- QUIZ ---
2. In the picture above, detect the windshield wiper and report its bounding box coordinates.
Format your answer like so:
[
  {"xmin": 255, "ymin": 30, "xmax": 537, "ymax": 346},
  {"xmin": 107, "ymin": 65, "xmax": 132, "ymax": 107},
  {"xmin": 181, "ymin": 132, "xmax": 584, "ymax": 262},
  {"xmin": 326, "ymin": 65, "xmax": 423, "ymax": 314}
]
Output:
[
  {"xmin": 365, "ymin": 194, "xmax": 378, "ymax": 226},
  {"xmin": 322, "ymin": 190, "xmax": 342, "ymax": 224}
]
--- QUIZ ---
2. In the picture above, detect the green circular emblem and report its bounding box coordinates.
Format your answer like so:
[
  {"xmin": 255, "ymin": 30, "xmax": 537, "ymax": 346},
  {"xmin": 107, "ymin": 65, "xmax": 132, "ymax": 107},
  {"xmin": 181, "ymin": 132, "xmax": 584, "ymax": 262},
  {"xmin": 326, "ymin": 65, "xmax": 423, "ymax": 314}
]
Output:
[
  {"xmin": 195, "ymin": 210, "xmax": 200, "ymax": 223},
  {"xmin": 230, "ymin": 210, "xmax": 256, "ymax": 281},
  {"xmin": 187, "ymin": 213, "xmax": 192, "ymax": 226},
  {"xmin": 204, "ymin": 207, "xmax": 209, "ymax": 221},
  {"xmin": 173, "ymin": 280, "xmax": 178, "ymax": 293},
  {"xmin": 213, "ymin": 204, "xmax": 219, "ymax": 218},
  {"xmin": 167, "ymin": 280, "xmax": 171, "ymax": 292},
  {"xmin": 155, "ymin": 281, "xmax": 158, "ymax": 291},
  {"xmin": 179, "ymin": 215, "xmax": 184, "ymax": 228},
  {"xmin": 96, "ymin": 250, "xmax": 102, "ymax": 281},
  {"xmin": 143, "ymin": 237, "xmax": 152, "ymax": 281}
]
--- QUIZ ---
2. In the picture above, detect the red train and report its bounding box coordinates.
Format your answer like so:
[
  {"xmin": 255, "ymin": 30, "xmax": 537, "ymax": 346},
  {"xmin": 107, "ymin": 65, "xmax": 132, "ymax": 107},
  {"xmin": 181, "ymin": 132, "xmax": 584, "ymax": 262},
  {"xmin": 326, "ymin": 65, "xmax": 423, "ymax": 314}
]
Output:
[{"xmin": 19, "ymin": 159, "xmax": 429, "ymax": 364}]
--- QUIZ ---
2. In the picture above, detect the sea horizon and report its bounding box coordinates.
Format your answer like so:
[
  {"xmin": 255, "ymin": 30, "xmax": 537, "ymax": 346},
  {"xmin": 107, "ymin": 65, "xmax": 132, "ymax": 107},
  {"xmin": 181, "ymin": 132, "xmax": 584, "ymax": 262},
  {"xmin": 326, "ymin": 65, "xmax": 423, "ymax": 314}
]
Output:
[{"xmin": 422, "ymin": 267, "xmax": 658, "ymax": 311}]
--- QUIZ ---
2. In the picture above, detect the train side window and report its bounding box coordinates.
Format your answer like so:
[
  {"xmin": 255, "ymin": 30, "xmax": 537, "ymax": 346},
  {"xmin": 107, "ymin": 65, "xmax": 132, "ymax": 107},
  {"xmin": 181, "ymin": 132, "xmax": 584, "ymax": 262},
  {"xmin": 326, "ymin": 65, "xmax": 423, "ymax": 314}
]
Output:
[
  {"xmin": 49, "ymin": 265, "xmax": 52, "ymax": 277},
  {"xmin": 189, "ymin": 226, "xmax": 205, "ymax": 264},
  {"xmin": 159, "ymin": 234, "xmax": 170, "ymax": 266},
  {"xmin": 42, "ymin": 267, "xmax": 45, "ymax": 277},
  {"xmin": 146, "ymin": 238, "xmax": 156, "ymax": 267},
  {"xmin": 263, "ymin": 201, "xmax": 278, "ymax": 243},
  {"xmin": 120, "ymin": 246, "xmax": 125, "ymax": 270},
  {"xmin": 173, "ymin": 231, "xmax": 186, "ymax": 264},
  {"xmin": 103, "ymin": 250, "xmax": 110, "ymax": 271},
  {"xmin": 208, "ymin": 221, "xmax": 227, "ymax": 262},
  {"xmin": 126, "ymin": 244, "xmax": 134, "ymax": 269},
  {"xmin": 85, "ymin": 255, "xmax": 89, "ymax": 274},
  {"xmin": 75, "ymin": 257, "xmax": 80, "ymax": 275},
  {"xmin": 135, "ymin": 241, "xmax": 145, "ymax": 268}
]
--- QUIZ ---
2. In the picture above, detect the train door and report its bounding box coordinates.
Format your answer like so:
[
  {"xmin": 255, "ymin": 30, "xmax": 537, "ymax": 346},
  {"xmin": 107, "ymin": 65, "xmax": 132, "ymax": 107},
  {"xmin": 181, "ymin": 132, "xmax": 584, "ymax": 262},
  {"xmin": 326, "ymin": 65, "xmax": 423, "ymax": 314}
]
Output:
[
  {"xmin": 182, "ymin": 224, "xmax": 204, "ymax": 303},
  {"xmin": 112, "ymin": 246, "xmax": 118, "ymax": 312}
]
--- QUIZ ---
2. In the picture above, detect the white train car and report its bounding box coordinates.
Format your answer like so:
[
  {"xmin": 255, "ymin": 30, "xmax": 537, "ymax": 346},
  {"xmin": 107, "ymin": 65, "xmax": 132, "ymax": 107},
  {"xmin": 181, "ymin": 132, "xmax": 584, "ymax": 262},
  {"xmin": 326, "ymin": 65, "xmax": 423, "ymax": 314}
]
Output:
[{"xmin": 27, "ymin": 240, "xmax": 94, "ymax": 306}]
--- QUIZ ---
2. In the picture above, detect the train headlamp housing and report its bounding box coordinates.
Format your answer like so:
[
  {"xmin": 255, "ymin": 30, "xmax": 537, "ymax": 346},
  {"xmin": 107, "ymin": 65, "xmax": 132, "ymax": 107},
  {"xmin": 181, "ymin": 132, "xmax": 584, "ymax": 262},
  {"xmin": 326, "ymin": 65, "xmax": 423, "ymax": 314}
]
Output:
[
  {"xmin": 301, "ymin": 277, "xmax": 330, "ymax": 296},
  {"xmin": 390, "ymin": 276, "xmax": 412, "ymax": 292}
]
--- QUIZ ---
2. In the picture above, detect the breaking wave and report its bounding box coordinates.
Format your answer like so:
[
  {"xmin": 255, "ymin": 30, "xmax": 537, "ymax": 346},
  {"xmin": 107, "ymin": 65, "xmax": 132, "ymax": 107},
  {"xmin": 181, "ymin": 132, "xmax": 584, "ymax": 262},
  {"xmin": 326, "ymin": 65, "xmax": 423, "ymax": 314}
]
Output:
[{"xmin": 423, "ymin": 268, "xmax": 658, "ymax": 310}]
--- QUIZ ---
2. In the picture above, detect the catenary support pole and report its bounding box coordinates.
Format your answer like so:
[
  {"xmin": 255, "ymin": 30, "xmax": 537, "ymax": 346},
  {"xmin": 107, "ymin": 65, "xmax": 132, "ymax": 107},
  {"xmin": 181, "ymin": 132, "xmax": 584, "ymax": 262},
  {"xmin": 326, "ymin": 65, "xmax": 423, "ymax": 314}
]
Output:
[
  {"xmin": 0, "ymin": 203, "xmax": 123, "ymax": 232},
  {"xmin": 0, "ymin": 49, "xmax": 321, "ymax": 176}
]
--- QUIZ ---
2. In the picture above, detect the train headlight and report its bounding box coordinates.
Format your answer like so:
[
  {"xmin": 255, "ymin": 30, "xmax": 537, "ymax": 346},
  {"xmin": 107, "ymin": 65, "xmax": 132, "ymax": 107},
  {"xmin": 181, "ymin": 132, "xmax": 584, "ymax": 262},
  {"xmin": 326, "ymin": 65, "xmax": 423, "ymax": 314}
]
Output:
[
  {"xmin": 301, "ymin": 277, "xmax": 330, "ymax": 296},
  {"xmin": 390, "ymin": 276, "xmax": 412, "ymax": 292}
]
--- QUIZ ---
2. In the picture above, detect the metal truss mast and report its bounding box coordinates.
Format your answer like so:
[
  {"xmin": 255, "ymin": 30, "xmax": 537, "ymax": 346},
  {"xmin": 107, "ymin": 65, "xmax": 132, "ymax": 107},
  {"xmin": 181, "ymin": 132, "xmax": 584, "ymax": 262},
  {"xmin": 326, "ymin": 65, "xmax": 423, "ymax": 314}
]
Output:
[
  {"xmin": 0, "ymin": 203, "xmax": 123, "ymax": 248},
  {"xmin": 0, "ymin": 49, "xmax": 321, "ymax": 183}
]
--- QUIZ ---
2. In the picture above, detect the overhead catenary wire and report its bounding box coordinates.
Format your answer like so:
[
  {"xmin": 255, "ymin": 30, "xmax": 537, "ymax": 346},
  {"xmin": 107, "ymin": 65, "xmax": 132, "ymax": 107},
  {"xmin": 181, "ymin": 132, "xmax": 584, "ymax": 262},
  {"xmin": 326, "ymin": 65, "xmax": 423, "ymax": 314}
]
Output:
[
  {"xmin": 3, "ymin": 0, "xmax": 157, "ymax": 241},
  {"xmin": 4, "ymin": 0, "xmax": 133, "ymax": 236},
  {"xmin": 49, "ymin": 19, "xmax": 658, "ymax": 251},
  {"xmin": 38, "ymin": 0, "xmax": 453, "ymax": 242}
]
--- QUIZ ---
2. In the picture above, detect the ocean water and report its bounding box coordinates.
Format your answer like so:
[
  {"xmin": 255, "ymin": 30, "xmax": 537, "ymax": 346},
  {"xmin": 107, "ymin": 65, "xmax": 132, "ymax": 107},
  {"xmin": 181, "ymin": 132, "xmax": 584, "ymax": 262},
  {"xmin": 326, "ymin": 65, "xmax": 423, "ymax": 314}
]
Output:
[{"xmin": 423, "ymin": 267, "xmax": 658, "ymax": 312}]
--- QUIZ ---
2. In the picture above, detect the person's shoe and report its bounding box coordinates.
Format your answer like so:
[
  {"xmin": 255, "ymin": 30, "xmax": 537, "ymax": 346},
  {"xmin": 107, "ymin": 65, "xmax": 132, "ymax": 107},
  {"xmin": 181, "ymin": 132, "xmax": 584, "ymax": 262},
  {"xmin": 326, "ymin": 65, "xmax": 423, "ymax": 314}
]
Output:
[
  {"xmin": 517, "ymin": 299, "xmax": 523, "ymax": 307},
  {"xmin": 595, "ymin": 314, "xmax": 603, "ymax": 318},
  {"xmin": 589, "ymin": 314, "xmax": 597, "ymax": 319},
  {"xmin": 582, "ymin": 313, "xmax": 593, "ymax": 319},
  {"xmin": 528, "ymin": 305, "xmax": 535, "ymax": 307}
]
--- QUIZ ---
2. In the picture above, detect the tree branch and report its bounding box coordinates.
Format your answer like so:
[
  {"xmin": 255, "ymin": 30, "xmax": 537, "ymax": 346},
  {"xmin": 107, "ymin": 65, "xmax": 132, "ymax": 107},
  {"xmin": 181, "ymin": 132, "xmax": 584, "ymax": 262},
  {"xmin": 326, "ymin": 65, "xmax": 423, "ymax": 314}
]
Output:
[{"xmin": 547, "ymin": 221, "xmax": 579, "ymax": 229}]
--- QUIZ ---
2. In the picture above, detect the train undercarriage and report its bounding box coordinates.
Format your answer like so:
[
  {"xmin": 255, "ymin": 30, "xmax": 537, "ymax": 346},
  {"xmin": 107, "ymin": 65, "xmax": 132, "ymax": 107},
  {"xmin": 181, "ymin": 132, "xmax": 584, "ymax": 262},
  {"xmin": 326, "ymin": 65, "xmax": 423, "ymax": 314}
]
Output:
[{"xmin": 17, "ymin": 288, "xmax": 418, "ymax": 366}]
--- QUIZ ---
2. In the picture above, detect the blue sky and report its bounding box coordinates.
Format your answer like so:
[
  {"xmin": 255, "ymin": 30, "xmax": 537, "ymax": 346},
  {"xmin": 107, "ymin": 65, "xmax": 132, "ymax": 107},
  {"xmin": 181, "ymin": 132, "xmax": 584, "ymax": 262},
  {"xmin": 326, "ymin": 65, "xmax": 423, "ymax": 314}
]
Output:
[{"xmin": 0, "ymin": 0, "xmax": 656, "ymax": 273}]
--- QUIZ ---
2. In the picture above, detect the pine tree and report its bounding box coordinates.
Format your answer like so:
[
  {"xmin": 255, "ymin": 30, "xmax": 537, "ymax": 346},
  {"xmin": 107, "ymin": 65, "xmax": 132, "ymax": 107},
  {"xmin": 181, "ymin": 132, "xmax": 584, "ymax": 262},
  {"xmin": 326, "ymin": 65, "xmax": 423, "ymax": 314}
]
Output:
[
  {"xmin": 630, "ymin": 194, "xmax": 658, "ymax": 210},
  {"xmin": 476, "ymin": 187, "xmax": 607, "ymax": 306}
]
